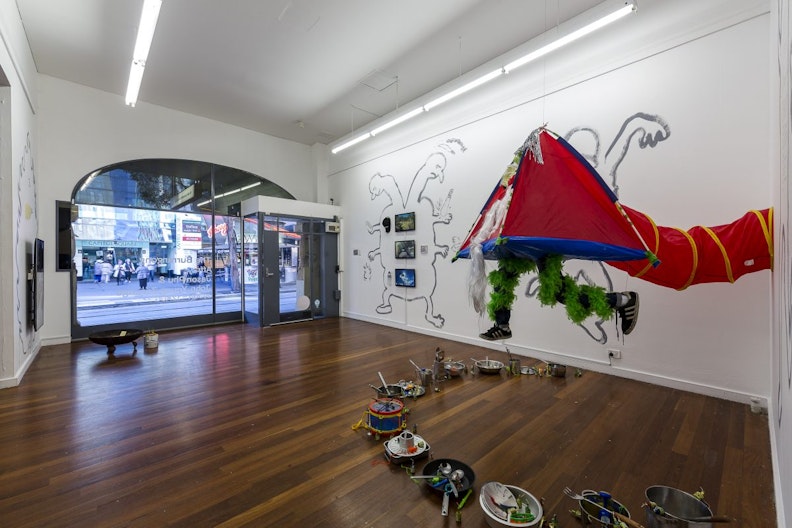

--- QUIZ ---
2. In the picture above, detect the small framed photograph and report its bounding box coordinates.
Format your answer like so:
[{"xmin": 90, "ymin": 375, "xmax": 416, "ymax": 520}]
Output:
[
  {"xmin": 395, "ymin": 268, "xmax": 416, "ymax": 287},
  {"xmin": 395, "ymin": 240, "xmax": 416, "ymax": 259},
  {"xmin": 394, "ymin": 212, "xmax": 416, "ymax": 232}
]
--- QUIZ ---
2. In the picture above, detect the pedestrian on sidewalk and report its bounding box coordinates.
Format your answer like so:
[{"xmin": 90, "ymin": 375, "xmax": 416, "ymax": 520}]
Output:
[
  {"xmin": 137, "ymin": 262, "xmax": 149, "ymax": 290},
  {"xmin": 93, "ymin": 259, "xmax": 103, "ymax": 283},
  {"xmin": 101, "ymin": 260, "xmax": 113, "ymax": 283}
]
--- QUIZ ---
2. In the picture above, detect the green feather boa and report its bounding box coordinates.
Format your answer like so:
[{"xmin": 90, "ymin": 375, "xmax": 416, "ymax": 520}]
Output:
[{"xmin": 487, "ymin": 255, "xmax": 616, "ymax": 324}]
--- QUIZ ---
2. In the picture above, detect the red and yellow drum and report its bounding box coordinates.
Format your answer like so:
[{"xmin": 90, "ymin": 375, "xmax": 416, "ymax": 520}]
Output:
[{"xmin": 365, "ymin": 398, "xmax": 406, "ymax": 439}]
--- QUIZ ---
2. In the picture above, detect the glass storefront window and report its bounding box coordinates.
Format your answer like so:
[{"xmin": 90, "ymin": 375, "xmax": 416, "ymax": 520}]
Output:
[{"xmin": 70, "ymin": 159, "xmax": 293, "ymax": 338}]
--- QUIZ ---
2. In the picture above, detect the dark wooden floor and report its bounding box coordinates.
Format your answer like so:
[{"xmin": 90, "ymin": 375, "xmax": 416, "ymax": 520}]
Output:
[{"xmin": 0, "ymin": 318, "xmax": 776, "ymax": 527}]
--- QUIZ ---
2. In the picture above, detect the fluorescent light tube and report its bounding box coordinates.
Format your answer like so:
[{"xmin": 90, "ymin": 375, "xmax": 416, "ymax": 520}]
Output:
[
  {"xmin": 423, "ymin": 68, "xmax": 503, "ymax": 111},
  {"xmin": 331, "ymin": 132, "xmax": 372, "ymax": 154},
  {"xmin": 133, "ymin": 0, "xmax": 162, "ymax": 61},
  {"xmin": 371, "ymin": 107, "xmax": 425, "ymax": 136},
  {"xmin": 125, "ymin": 0, "xmax": 162, "ymax": 107},
  {"xmin": 504, "ymin": 1, "xmax": 635, "ymax": 73},
  {"xmin": 329, "ymin": 0, "xmax": 636, "ymax": 154},
  {"xmin": 125, "ymin": 61, "xmax": 145, "ymax": 107}
]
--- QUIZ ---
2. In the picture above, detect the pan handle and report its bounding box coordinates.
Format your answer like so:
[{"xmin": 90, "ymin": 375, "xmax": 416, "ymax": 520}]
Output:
[{"xmin": 441, "ymin": 491, "xmax": 450, "ymax": 516}]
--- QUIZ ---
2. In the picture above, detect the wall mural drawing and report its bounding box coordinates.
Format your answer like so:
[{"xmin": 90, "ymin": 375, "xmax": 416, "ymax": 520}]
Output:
[
  {"xmin": 364, "ymin": 138, "xmax": 465, "ymax": 328},
  {"xmin": 777, "ymin": 0, "xmax": 792, "ymax": 430},
  {"xmin": 523, "ymin": 113, "xmax": 672, "ymax": 343},
  {"xmin": 14, "ymin": 133, "xmax": 38, "ymax": 353}
]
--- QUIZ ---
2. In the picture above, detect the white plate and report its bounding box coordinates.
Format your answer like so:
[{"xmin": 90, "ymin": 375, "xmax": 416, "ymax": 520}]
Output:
[{"xmin": 383, "ymin": 433, "xmax": 430, "ymax": 459}]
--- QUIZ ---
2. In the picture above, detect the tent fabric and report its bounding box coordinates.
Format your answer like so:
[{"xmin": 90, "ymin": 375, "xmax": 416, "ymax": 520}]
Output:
[
  {"xmin": 455, "ymin": 127, "xmax": 773, "ymax": 289},
  {"xmin": 455, "ymin": 128, "xmax": 654, "ymax": 264},
  {"xmin": 607, "ymin": 206, "xmax": 773, "ymax": 289}
]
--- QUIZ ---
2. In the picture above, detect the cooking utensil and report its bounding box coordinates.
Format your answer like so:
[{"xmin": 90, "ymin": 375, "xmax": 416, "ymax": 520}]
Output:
[
  {"xmin": 378, "ymin": 371, "xmax": 392, "ymax": 397},
  {"xmin": 444, "ymin": 360, "xmax": 465, "ymax": 377},
  {"xmin": 474, "ymin": 358, "xmax": 504, "ymax": 374},
  {"xmin": 644, "ymin": 485, "xmax": 729, "ymax": 526},
  {"xmin": 481, "ymin": 482, "xmax": 518, "ymax": 521},
  {"xmin": 409, "ymin": 359, "xmax": 422, "ymax": 371},
  {"xmin": 564, "ymin": 487, "xmax": 642, "ymax": 528},
  {"xmin": 480, "ymin": 482, "xmax": 543, "ymax": 527},
  {"xmin": 371, "ymin": 383, "xmax": 405, "ymax": 398},
  {"xmin": 421, "ymin": 458, "xmax": 475, "ymax": 508},
  {"xmin": 654, "ymin": 516, "xmax": 733, "ymax": 524},
  {"xmin": 441, "ymin": 486, "xmax": 451, "ymax": 516},
  {"xmin": 384, "ymin": 433, "xmax": 430, "ymax": 462}
]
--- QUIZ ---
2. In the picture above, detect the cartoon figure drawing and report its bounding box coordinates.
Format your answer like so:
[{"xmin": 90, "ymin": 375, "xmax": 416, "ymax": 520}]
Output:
[
  {"xmin": 365, "ymin": 139, "xmax": 465, "ymax": 328},
  {"xmin": 522, "ymin": 114, "xmax": 671, "ymax": 343},
  {"xmin": 15, "ymin": 133, "xmax": 38, "ymax": 351}
]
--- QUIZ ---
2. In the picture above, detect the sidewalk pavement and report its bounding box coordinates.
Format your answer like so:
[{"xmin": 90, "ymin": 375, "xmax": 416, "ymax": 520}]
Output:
[{"xmin": 76, "ymin": 275, "xmax": 244, "ymax": 308}]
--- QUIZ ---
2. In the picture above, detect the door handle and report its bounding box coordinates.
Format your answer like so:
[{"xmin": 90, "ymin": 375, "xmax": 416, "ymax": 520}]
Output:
[{"xmin": 265, "ymin": 267, "xmax": 275, "ymax": 277}]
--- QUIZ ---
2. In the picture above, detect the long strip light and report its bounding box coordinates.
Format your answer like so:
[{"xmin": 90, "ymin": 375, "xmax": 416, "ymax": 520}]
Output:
[
  {"xmin": 330, "ymin": 132, "xmax": 372, "ymax": 154},
  {"xmin": 371, "ymin": 107, "xmax": 426, "ymax": 136},
  {"xmin": 125, "ymin": 0, "xmax": 163, "ymax": 107},
  {"xmin": 504, "ymin": 2, "xmax": 635, "ymax": 73},
  {"xmin": 330, "ymin": 0, "xmax": 636, "ymax": 154},
  {"xmin": 423, "ymin": 68, "xmax": 504, "ymax": 111}
]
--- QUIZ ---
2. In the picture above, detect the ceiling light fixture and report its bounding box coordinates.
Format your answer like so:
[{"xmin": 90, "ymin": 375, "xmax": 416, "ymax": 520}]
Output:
[
  {"xmin": 329, "ymin": 0, "xmax": 636, "ymax": 154},
  {"xmin": 125, "ymin": 0, "xmax": 162, "ymax": 107},
  {"xmin": 330, "ymin": 132, "xmax": 372, "ymax": 154},
  {"xmin": 422, "ymin": 68, "xmax": 504, "ymax": 111},
  {"xmin": 371, "ymin": 107, "xmax": 426, "ymax": 136},
  {"xmin": 503, "ymin": 1, "xmax": 636, "ymax": 73}
]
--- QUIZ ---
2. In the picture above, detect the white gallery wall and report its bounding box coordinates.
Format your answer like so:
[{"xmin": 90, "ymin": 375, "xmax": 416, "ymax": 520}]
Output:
[
  {"xmin": 0, "ymin": 0, "xmax": 41, "ymax": 389},
  {"xmin": 329, "ymin": 0, "xmax": 773, "ymax": 404},
  {"xmin": 773, "ymin": 0, "xmax": 791, "ymax": 525}
]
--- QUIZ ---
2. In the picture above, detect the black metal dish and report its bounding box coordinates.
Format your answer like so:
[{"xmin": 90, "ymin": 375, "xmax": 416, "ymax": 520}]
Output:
[
  {"xmin": 421, "ymin": 458, "xmax": 475, "ymax": 495},
  {"xmin": 88, "ymin": 329, "xmax": 144, "ymax": 356}
]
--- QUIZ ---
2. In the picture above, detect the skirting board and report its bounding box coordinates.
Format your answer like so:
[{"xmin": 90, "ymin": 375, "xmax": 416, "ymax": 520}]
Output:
[{"xmin": 342, "ymin": 311, "xmax": 768, "ymax": 409}]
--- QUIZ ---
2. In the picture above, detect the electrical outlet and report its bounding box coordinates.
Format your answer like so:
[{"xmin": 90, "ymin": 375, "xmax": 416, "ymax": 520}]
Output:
[{"xmin": 608, "ymin": 348, "xmax": 622, "ymax": 360}]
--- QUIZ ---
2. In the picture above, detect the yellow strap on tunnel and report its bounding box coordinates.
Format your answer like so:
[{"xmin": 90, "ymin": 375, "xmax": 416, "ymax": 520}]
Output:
[{"xmin": 700, "ymin": 225, "xmax": 734, "ymax": 283}]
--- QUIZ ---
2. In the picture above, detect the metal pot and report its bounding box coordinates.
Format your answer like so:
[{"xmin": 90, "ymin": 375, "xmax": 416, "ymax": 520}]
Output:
[
  {"xmin": 549, "ymin": 363, "xmax": 566, "ymax": 377},
  {"xmin": 644, "ymin": 486, "xmax": 713, "ymax": 528},
  {"xmin": 444, "ymin": 361, "xmax": 465, "ymax": 378},
  {"xmin": 371, "ymin": 384, "xmax": 405, "ymax": 398},
  {"xmin": 475, "ymin": 359, "xmax": 504, "ymax": 374},
  {"xmin": 578, "ymin": 490, "xmax": 631, "ymax": 527}
]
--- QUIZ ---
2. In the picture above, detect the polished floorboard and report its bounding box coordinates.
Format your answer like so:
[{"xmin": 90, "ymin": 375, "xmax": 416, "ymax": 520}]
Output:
[{"xmin": 0, "ymin": 318, "xmax": 776, "ymax": 527}]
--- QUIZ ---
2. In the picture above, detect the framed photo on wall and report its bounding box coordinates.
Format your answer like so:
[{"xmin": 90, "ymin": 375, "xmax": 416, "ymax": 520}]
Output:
[
  {"xmin": 395, "ymin": 268, "xmax": 416, "ymax": 287},
  {"xmin": 394, "ymin": 212, "xmax": 416, "ymax": 232},
  {"xmin": 395, "ymin": 240, "xmax": 416, "ymax": 259}
]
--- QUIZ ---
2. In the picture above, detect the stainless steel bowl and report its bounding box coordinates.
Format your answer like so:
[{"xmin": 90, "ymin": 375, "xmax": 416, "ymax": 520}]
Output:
[
  {"xmin": 475, "ymin": 359, "xmax": 504, "ymax": 374},
  {"xmin": 444, "ymin": 361, "xmax": 465, "ymax": 377}
]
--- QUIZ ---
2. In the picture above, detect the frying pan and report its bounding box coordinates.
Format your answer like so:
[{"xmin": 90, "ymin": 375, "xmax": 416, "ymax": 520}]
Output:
[
  {"xmin": 421, "ymin": 458, "xmax": 475, "ymax": 495},
  {"xmin": 421, "ymin": 458, "xmax": 475, "ymax": 516}
]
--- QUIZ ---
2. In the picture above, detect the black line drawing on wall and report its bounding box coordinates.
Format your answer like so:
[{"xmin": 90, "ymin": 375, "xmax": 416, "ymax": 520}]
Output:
[
  {"xmin": 14, "ymin": 133, "xmax": 38, "ymax": 353},
  {"xmin": 524, "ymin": 113, "xmax": 671, "ymax": 343},
  {"xmin": 776, "ymin": 0, "xmax": 792, "ymax": 429},
  {"xmin": 364, "ymin": 138, "xmax": 465, "ymax": 327}
]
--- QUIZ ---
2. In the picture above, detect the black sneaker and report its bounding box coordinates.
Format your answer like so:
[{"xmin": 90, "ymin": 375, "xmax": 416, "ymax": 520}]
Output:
[
  {"xmin": 479, "ymin": 325, "xmax": 512, "ymax": 340},
  {"xmin": 618, "ymin": 292, "xmax": 639, "ymax": 335}
]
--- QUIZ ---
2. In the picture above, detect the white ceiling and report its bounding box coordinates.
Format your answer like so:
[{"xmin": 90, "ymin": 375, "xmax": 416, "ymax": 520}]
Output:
[{"xmin": 16, "ymin": 0, "xmax": 604, "ymax": 146}]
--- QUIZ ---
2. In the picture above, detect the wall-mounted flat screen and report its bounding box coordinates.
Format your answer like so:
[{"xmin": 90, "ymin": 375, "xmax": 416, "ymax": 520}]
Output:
[
  {"xmin": 394, "ymin": 212, "xmax": 415, "ymax": 232},
  {"xmin": 395, "ymin": 240, "xmax": 415, "ymax": 259},
  {"xmin": 31, "ymin": 238, "xmax": 44, "ymax": 330},
  {"xmin": 395, "ymin": 268, "xmax": 415, "ymax": 287}
]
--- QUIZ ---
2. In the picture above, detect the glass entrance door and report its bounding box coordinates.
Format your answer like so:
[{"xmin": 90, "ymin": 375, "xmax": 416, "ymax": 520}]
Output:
[{"xmin": 243, "ymin": 213, "xmax": 339, "ymax": 326}]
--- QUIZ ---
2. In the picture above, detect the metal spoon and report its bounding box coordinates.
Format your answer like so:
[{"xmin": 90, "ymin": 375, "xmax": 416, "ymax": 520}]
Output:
[{"xmin": 378, "ymin": 371, "xmax": 392, "ymax": 397}]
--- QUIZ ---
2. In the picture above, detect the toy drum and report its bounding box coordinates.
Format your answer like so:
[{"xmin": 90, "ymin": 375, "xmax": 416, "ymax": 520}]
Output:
[{"xmin": 367, "ymin": 398, "xmax": 406, "ymax": 437}]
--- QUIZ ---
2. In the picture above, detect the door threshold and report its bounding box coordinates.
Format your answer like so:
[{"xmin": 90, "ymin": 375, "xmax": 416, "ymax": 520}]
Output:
[{"xmin": 272, "ymin": 318, "xmax": 313, "ymax": 326}]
